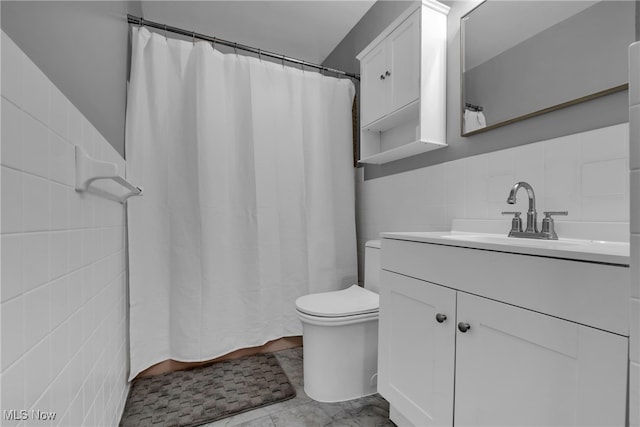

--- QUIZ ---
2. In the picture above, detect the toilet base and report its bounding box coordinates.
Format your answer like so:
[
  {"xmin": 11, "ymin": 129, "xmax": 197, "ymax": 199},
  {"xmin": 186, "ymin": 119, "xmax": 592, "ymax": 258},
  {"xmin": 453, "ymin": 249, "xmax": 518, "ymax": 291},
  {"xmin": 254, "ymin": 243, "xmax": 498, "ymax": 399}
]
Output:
[{"xmin": 301, "ymin": 317, "xmax": 378, "ymax": 403}]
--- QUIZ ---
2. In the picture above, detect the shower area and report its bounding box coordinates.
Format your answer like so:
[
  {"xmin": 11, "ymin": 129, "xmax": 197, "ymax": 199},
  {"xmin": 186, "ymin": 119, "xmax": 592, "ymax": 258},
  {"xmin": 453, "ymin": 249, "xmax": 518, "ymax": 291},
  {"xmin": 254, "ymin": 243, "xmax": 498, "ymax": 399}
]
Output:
[{"xmin": 125, "ymin": 19, "xmax": 359, "ymax": 380}]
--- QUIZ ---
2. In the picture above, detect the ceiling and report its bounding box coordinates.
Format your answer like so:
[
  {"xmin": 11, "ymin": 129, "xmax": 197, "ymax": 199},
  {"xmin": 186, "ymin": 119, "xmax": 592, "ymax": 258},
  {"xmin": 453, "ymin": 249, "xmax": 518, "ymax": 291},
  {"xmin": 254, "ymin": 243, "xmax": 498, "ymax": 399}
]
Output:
[{"xmin": 140, "ymin": 1, "xmax": 376, "ymax": 65}]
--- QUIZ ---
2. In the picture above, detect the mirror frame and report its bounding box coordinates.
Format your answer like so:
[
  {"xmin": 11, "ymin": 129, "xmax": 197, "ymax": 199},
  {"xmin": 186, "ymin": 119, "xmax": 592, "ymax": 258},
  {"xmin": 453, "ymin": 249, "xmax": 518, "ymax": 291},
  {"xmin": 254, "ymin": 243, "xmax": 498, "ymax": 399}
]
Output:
[{"xmin": 460, "ymin": 1, "xmax": 629, "ymax": 137}]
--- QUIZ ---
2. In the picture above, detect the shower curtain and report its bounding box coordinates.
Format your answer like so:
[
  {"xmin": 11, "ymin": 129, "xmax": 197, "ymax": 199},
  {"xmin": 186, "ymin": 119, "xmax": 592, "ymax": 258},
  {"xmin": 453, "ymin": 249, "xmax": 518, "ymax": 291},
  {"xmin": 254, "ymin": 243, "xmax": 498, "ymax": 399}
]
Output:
[{"xmin": 125, "ymin": 28, "xmax": 357, "ymax": 380}]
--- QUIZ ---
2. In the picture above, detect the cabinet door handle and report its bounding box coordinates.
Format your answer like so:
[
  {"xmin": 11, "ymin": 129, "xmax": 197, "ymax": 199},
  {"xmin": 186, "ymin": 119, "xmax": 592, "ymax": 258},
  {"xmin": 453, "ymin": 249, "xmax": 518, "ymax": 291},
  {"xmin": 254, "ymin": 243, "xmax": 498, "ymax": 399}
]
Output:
[
  {"xmin": 380, "ymin": 74, "xmax": 386, "ymax": 80},
  {"xmin": 458, "ymin": 322, "xmax": 471, "ymax": 333},
  {"xmin": 385, "ymin": 70, "xmax": 391, "ymax": 77},
  {"xmin": 435, "ymin": 313, "xmax": 447, "ymax": 323}
]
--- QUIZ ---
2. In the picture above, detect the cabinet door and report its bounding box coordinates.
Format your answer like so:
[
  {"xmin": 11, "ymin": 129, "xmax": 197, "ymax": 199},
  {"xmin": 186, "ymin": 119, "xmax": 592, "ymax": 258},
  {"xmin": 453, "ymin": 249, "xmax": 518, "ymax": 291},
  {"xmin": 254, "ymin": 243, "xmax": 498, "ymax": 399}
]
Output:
[
  {"xmin": 378, "ymin": 271, "xmax": 456, "ymax": 427},
  {"xmin": 360, "ymin": 42, "xmax": 388, "ymax": 126},
  {"xmin": 455, "ymin": 293, "xmax": 628, "ymax": 427},
  {"xmin": 388, "ymin": 11, "xmax": 420, "ymax": 114}
]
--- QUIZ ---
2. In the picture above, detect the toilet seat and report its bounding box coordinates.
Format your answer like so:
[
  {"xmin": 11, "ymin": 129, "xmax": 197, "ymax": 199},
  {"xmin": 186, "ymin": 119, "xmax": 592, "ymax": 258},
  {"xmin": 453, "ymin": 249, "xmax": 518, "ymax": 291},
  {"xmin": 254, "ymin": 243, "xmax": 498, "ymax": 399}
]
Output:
[{"xmin": 295, "ymin": 285, "xmax": 379, "ymax": 318}]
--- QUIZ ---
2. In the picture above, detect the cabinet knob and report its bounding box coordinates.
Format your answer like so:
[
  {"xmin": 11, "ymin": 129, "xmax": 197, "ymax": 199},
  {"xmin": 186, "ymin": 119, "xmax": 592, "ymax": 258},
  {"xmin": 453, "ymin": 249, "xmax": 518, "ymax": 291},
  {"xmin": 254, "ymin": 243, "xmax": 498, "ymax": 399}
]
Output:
[
  {"xmin": 385, "ymin": 70, "xmax": 391, "ymax": 77},
  {"xmin": 458, "ymin": 322, "xmax": 471, "ymax": 333},
  {"xmin": 379, "ymin": 74, "xmax": 386, "ymax": 80},
  {"xmin": 435, "ymin": 313, "xmax": 447, "ymax": 323}
]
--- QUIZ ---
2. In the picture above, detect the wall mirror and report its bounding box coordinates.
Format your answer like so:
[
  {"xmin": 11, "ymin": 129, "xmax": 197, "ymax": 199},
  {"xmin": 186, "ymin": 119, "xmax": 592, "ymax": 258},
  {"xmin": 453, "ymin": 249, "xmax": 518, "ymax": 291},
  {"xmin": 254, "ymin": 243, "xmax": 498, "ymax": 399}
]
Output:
[{"xmin": 461, "ymin": 1, "xmax": 635, "ymax": 136}]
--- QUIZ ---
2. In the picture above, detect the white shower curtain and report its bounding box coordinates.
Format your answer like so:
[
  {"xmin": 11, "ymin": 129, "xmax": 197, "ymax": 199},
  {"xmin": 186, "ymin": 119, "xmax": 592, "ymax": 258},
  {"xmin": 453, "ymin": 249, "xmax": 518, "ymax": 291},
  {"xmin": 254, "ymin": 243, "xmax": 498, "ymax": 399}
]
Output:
[{"xmin": 125, "ymin": 28, "xmax": 357, "ymax": 380}]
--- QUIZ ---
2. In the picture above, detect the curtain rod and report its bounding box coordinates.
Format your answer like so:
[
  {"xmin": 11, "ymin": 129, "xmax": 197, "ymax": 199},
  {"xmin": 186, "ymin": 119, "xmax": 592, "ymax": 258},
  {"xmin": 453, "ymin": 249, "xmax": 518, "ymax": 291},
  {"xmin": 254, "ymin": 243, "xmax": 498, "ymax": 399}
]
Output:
[{"xmin": 127, "ymin": 14, "xmax": 360, "ymax": 81}]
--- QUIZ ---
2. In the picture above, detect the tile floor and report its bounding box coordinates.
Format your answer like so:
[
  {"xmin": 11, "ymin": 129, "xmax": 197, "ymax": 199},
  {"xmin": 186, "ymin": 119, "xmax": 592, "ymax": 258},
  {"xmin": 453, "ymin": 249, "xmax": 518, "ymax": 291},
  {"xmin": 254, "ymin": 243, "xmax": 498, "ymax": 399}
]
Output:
[{"xmin": 204, "ymin": 347, "xmax": 395, "ymax": 427}]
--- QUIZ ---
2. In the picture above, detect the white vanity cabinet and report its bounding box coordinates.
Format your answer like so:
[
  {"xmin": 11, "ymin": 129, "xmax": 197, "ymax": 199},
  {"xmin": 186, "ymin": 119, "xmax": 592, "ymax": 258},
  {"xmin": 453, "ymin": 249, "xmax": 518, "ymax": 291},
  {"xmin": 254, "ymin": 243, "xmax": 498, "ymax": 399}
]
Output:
[
  {"xmin": 356, "ymin": 0, "xmax": 449, "ymax": 164},
  {"xmin": 379, "ymin": 237, "xmax": 629, "ymax": 427}
]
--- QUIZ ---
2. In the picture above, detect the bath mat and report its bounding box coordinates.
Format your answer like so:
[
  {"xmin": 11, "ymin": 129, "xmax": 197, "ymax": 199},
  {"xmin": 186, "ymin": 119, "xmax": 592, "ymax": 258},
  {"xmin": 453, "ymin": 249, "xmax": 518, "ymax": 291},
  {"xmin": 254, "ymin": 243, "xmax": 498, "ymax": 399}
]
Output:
[{"xmin": 119, "ymin": 353, "xmax": 296, "ymax": 427}]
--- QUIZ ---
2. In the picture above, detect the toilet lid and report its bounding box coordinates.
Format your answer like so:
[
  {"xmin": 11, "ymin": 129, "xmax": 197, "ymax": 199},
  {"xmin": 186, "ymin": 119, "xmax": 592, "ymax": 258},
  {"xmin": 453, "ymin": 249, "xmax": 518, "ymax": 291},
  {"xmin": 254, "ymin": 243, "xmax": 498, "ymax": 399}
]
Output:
[{"xmin": 295, "ymin": 285, "xmax": 379, "ymax": 317}]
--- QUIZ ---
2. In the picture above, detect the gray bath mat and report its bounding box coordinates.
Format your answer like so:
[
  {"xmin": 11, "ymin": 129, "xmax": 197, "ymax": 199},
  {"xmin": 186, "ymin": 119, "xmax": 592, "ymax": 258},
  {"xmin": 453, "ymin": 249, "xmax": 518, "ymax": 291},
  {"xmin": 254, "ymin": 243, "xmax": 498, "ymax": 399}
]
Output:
[{"xmin": 119, "ymin": 353, "xmax": 296, "ymax": 427}]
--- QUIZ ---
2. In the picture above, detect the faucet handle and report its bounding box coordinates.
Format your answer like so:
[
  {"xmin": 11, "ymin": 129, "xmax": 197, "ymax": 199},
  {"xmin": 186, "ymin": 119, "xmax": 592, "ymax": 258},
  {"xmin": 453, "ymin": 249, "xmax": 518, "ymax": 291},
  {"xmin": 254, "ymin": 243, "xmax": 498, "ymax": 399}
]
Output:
[
  {"xmin": 502, "ymin": 211, "xmax": 522, "ymax": 233},
  {"xmin": 543, "ymin": 211, "xmax": 568, "ymax": 218},
  {"xmin": 541, "ymin": 211, "xmax": 567, "ymax": 240}
]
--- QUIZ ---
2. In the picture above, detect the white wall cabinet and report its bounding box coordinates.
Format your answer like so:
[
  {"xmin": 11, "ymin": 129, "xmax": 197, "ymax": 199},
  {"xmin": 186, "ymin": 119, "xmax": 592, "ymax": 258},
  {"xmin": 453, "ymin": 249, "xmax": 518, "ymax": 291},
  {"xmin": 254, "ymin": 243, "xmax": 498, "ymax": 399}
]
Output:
[
  {"xmin": 357, "ymin": 0, "xmax": 449, "ymax": 165},
  {"xmin": 379, "ymin": 239, "xmax": 629, "ymax": 427}
]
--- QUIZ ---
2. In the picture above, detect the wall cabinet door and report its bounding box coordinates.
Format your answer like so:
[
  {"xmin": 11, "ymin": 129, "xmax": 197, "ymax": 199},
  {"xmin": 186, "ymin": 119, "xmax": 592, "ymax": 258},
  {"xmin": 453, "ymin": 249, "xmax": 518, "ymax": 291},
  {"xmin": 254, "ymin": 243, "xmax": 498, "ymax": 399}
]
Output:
[
  {"xmin": 360, "ymin": 42, "xmax": 389, "ymax": 127},
  {"xmin": 359, "ymin": 11, "xmax": 420, "ymax": 128},
  {"xmin": 455, "ymin": 292, "xmax": 628, "ymax": 427},
  {"xmin": 388, "ymin": 10, "xmax": 420, "ymax": 113},
  {"xmin": 378, "ymin": 271, "xmax": 456, "ymax": 427}
]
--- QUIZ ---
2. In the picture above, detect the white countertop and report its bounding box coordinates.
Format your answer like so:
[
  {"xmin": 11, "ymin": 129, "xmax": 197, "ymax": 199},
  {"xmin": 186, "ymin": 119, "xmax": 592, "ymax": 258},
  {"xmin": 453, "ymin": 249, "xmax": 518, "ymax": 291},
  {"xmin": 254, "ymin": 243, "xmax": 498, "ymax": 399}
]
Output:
[{"xmin": 380, "ymin": 230, "xmax": 630, "ymax": 266}]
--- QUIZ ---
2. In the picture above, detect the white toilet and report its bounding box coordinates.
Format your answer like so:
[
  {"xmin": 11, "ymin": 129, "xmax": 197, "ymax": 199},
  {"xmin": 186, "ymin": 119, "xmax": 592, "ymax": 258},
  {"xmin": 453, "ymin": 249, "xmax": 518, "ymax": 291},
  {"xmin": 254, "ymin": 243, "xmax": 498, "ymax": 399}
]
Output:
[{"xmin": 295, "ymin": 240, "xmax": 381, "ymax": 403}]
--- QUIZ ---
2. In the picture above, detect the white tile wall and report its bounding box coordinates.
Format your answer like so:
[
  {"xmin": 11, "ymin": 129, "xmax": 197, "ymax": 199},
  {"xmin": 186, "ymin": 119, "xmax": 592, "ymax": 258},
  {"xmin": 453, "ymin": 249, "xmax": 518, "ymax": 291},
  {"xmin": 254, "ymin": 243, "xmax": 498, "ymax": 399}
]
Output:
[
  {"xmin": 630, "ymin": 40, "xmax": 640, "ymax": 427},
  {"xmin": 631, "ymin": 298, "xmax": 640, "ymax": 363},
  {"xmin": 358, "ymin": 122, "xmax": 630, "ymax": 245},
  {"xmin": 632, "ymin": 361, "xmax": 640, "ymax": 427},
  {"xmin": 1, "ymin": 32, "xmax": 129, "ymax": 426}
]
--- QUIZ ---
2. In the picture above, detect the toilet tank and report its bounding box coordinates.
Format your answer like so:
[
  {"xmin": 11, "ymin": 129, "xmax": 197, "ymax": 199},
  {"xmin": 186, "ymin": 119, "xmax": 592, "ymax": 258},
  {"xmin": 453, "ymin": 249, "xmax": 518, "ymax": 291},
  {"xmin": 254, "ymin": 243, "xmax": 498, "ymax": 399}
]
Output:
[{"xmin": 364, "ymin": 240, "xmax": 381, "ymax": 294}]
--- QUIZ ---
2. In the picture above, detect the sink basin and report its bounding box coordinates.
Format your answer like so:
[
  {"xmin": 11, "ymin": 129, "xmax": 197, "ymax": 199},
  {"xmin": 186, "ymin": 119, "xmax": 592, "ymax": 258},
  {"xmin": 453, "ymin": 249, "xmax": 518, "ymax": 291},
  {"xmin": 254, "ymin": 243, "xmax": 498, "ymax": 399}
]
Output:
[
  {"xmin": 439, "ymin": 233, "xmax": 590, "ymax": 247},
  {"xmin": 380, "ymin": 231, "xmax": 630, "ymax": 265}
]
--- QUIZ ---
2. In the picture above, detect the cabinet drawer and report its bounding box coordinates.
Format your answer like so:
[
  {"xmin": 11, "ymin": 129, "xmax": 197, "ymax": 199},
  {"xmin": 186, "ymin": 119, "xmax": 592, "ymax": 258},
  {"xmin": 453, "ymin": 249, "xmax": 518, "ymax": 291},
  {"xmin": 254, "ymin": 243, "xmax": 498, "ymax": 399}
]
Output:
[{"xmin": 381, "ymin": 238, "xmax": 629, "ymax": 335}]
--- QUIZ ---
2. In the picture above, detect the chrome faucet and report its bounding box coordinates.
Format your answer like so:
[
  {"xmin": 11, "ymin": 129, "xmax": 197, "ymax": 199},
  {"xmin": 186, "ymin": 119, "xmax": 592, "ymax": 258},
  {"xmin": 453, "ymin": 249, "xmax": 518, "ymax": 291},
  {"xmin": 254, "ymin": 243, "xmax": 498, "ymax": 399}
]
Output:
[
  {"xmin": 506, "ymin": 181, "xmax": 538, "ymax": 233},
  {"xmin": 502, "ymin": 181, "xmax": 567, "ymax": 240}
]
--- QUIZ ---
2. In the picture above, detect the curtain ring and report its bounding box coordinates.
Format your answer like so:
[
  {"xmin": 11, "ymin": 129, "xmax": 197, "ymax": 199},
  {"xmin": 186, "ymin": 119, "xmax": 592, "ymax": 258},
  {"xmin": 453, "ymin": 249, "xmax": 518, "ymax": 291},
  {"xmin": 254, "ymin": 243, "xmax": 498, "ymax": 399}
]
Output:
[
  {"xmin": 211, "ymin": 37, "xmax": 216, "ymax": 51},
  {"xmin": 234, "ymin": 42, "xmax": 239, "ymax": 56},
  {"xmin": 163, "ymin": 24, "xmax": 168, "ymax": 40},
  {"xmin": 258, "ymin": 49, "xmax": 262, "ymax": 62},
  {"xmin": 300, "ymin": 62, "xmax": 304, "ymax": 72},
  {"xmin": 138, "ymin": 18, "xmax": 143, "ymax": 29},
  {"xmin": 281, "ymin": 54, "xmax": 285, "ymax": 68},
  {"xmin": 192, "ymin": 31, "xmax": 196, "ymax": 45}
]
